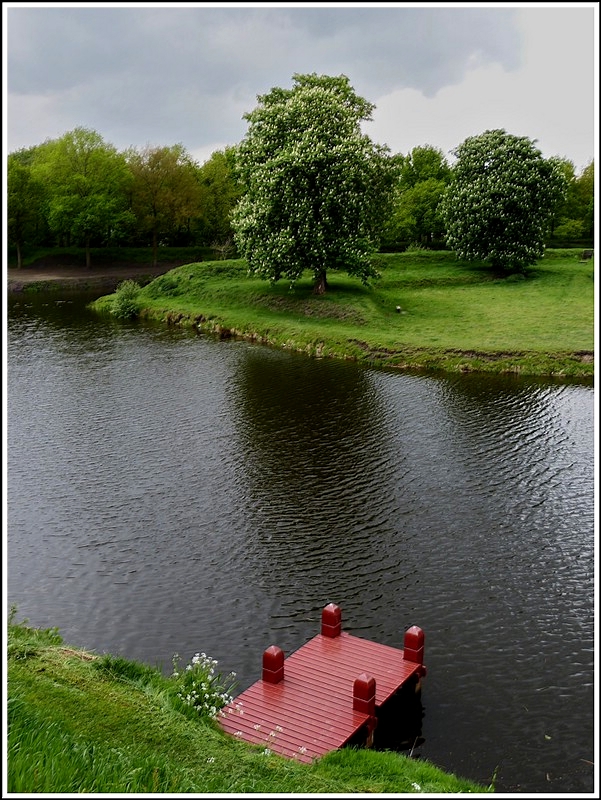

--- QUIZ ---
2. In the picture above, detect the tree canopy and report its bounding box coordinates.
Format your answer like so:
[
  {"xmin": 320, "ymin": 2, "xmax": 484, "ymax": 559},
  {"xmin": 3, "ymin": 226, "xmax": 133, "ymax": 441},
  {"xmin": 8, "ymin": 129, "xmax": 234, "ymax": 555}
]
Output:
[
  {"xmin": 7, "ymin": 149, "xmax": 46, "ymax": 268},
  {"xmin": 196, "ymin": 147, "xmax": 242, "ymax": 257},
  {"xmin": 383, "ymin": 145, "xmax": 451, "ymax": 247},
  {"xmin": 231, "ymin": 73, "xmax": 399, "ymax": 294},
  {"xmin": 550, "ymin": 158, "xmax": 594, "ymax": 241},
  {"xmin": 34, "ymin": 127, "xmax": 134, "ymax": 267},
  {"xmin": 126, "ymin": 144, "xmax": 202, "ymax": 266},
  {"xmin": 440, "ymin": 129, "xmax": 567, "ymax": 273},
  {"xmin": 7, "ymin": 124, "xmax": 591, "ymax": 266}
]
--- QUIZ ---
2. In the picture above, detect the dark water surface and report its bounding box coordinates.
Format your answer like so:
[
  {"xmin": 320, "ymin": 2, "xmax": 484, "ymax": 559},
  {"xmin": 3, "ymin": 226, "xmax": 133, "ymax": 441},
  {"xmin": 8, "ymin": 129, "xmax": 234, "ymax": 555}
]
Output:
[{"xmin": 6, "ymin": 291, "xmax": 595, "ymax": 794}]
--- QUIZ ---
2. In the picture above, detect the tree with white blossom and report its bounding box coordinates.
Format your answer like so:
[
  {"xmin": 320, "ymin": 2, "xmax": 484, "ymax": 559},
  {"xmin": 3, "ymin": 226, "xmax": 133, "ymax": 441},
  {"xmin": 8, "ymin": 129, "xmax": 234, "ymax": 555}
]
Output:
[
  {"xmin": 440, "ymin": 129, "xmax": 567, "ymax": 273},
  {"xmin": 231, "ymin": 73, "xmax": 399, "ymax": 294}
]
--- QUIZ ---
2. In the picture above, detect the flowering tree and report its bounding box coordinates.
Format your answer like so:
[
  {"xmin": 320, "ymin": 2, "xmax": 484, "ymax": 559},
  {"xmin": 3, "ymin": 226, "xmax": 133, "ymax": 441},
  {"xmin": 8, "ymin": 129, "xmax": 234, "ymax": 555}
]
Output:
[
  {"xmin": 231, "ymin": 73, "xmax": 399, "ymax": 294},
  {"xmin": 440, "ymin": 129, "xmax": 566, "ymax": 273}
]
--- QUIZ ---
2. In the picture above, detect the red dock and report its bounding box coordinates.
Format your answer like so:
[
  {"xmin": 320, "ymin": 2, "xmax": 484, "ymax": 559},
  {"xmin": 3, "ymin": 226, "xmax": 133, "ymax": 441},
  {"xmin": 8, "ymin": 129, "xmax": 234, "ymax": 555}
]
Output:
[{"xmin": 218, "ymin": 603, "xmax": 426, "ymax": 764}]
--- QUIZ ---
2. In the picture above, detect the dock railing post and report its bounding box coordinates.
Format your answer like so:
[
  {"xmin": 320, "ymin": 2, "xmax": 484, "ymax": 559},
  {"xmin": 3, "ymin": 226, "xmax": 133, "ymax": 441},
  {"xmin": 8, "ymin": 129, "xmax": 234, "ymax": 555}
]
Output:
[
  {"xmin": 403, "ymin": 625, "xmax": 425, "ymax": 664},
  {"xmin": 321, "ymin": 603, "xmax": 342, "ymax": 637},
  {"xmin": 403, "ymin": 625, "xmax": 426, "ymax": 687},
  {"xmin": 262, "ymin": 645, "xmax": 284, "ymax": 683},
  {"xmin": 353, "ymin": 673, "xmax": 377, "ymax": 747}
]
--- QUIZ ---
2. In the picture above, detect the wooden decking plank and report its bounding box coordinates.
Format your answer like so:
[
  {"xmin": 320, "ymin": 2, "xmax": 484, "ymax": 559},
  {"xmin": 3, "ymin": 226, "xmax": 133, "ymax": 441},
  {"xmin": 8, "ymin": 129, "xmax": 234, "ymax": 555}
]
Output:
[
  {"xmin": 285, "ymin": 646, "xmax": 381, "ymax": 684},
  {"xmin": 222, "ymin": 679, "xmax": 372, "ymax": 759},
  {"xmin": 286, "ymin": 644, "xmax": 399, "ymax": 685},
  {"xmin": 230, "ymin": 673, "xmax": 355, "ymax": 710},
  {"xmin": 222, "ymin": 695, "xmax": 366, "ymax": 728},
  {"xmin": 284, "ymin": 634, "xmax": 419, "ymax": 703},
  {"xmin": 220, "ymin": 680, "xmax": 369, "ymax": 729},
  {"xmin": 221, "ymin": 691, "xmax": 368, "ymax": 739},
  {"xmin": 246, "ymin": 662, "xmax": 358, "ymax": 703},
  {"xmin": 287, "ymin": 631, "xmax": 408, "ymax": 670},
  {"xmin": 226, "ymin": 692, "xmax": 363, "ymax": 732},
  {"xmin": 248, "ymin": 722, "xmax": 362, "ymax": 754},
  {"xmin": 219, "ymin": 722, "xmax": 345, "ymax": 756},
  {"xmin": 220, "ymin": 706, "xmax": 367, "ymax": 761},
  {"xmin": 281, "ymin": 669, "xmax": 368, "ymax": 699},
  {"xmin": 309, "ymin": 632, "xmax": 413, "ymax": 670}
]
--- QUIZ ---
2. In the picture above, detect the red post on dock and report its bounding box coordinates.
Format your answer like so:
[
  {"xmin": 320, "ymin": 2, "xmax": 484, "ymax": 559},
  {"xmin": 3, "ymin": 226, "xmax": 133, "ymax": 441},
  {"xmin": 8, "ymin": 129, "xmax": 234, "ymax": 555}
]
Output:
[
  {"xmin": 321, "ymin": 603, "xmax": 342, "ymax": 637},
  {"xmin": 352, "ymin": 673, "xmax": 376, "ymax": 716},
  {"xmin": 403, "ymin": 625, "xmax": 426, "ymax": 679},
  {"xmin": 353, "ymin": 673, "xmax": 377, "ymax": 746},
  {"xmin": 262, "ymin": 645, "xmax": 284, "ymax": 683}
]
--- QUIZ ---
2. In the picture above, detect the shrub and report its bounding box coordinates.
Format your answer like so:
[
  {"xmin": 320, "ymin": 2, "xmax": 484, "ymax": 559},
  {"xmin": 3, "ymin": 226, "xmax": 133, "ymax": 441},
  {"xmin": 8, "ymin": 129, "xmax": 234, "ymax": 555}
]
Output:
[
  {"xmin": 171, "ymin": 652, "xmax": 237, "ymax": 719},
  {"xmin": 112, "ymin": 280, "xmax": 141, "ymax": 319}
]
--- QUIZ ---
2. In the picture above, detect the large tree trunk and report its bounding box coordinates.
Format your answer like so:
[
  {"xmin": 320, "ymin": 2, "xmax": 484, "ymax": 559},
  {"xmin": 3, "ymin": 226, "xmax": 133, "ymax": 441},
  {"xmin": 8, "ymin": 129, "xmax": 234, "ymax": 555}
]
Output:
[
  {"xmin": 16, "ymin": 240, "xmax": 22, "ymax": 269},
  {"xmin": 313, "ymin": 270, "xmax": 328, "ymax": 295},
  {"xmin": 85, "ymin": 236, "xmax": 91, "ymax": 269}
]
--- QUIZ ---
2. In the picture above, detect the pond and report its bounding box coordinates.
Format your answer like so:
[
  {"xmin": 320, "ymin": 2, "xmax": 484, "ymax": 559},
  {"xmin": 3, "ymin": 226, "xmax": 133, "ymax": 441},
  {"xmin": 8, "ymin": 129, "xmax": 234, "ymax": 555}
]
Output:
[{"xmin": 6, "ymin": 290, "xmax": 595, "ymax": 794}]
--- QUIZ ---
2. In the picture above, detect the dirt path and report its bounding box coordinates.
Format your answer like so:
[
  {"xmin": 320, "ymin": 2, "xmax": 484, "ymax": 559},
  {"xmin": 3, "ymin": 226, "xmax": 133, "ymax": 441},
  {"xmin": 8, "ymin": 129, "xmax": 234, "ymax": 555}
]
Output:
[{"xmin": 6, "ymin": 262, "xmax": 181, "ymax": 292}]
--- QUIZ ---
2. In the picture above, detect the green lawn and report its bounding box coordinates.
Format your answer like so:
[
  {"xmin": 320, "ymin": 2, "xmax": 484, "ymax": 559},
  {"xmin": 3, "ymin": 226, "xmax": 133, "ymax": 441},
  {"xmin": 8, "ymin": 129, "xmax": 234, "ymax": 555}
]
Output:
[{"xmin": 91, "ymin": 248, "xmax": 594, "ymax": 377}]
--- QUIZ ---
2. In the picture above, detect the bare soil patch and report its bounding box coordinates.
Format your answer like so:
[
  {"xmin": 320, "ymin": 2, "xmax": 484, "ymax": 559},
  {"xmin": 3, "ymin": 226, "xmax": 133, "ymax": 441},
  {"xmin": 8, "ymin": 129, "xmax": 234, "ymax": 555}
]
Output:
[{"xmin": 6, "ymin": 258, "xmax": 185, "ymax": 292}]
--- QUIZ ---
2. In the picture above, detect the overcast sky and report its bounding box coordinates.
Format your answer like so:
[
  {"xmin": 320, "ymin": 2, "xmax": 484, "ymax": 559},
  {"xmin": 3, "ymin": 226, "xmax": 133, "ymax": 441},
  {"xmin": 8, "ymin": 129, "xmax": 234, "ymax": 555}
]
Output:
[{"xmin": 3, "ymin": 2, "xmax": 598, "ymax": 174}]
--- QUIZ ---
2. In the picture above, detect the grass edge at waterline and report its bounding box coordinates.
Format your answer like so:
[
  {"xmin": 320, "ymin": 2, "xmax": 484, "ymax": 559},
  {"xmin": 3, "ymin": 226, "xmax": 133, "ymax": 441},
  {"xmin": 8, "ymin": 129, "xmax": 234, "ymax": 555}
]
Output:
[
  {"xmin": 90, "ymin": 249, "xmax": 594, "ymax": 379},
  {"xmin": 7, "ymin": 617, "xmax": 492, "ymax": 794}
]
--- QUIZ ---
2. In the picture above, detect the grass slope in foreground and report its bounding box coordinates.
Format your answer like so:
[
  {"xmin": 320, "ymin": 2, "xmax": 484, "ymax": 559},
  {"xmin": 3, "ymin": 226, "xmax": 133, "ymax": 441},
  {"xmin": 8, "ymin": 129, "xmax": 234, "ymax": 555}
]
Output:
[
  {"xmin": 91, "ymin": 249, "xmax": 594, "ymax": 379},
  {"xmin": 7, "ymin": 619, "xmax": 490, "ymax": 793}
]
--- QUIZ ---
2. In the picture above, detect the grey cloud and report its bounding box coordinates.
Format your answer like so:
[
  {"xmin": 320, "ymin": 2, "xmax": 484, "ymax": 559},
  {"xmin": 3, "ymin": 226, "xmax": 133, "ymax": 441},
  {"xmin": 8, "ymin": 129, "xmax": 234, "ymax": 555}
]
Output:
[
  {"xmin": 275, "ymin": 7, "xmax": 521, "ymax": 97},
  {"xmin": 8, "ymin": 6, "xmax": 522, "ymax": 94},
  {"xmin": 7, "ymin": 5, "xmax": 523, "ymax": 153}
]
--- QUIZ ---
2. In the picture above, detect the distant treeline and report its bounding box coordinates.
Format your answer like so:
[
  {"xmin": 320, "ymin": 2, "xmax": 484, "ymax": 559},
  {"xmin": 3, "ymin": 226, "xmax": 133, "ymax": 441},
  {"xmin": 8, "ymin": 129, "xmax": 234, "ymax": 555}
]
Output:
[{"xmin": 7, "ymin": 127, "xmax": 594, "ymax": 269}]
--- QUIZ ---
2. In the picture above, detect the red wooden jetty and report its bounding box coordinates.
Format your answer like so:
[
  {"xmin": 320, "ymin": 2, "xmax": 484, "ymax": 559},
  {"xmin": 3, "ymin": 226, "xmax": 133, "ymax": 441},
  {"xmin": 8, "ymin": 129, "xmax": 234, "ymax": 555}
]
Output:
[{"xmin": 218, "ymin": 603, "xmax": 426, "ymax": 764}]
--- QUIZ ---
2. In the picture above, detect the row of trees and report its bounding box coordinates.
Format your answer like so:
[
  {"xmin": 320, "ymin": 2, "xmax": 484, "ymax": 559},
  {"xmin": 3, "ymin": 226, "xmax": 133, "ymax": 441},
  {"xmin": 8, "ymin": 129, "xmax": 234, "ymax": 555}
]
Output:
[
  {"xmin": 7, "ymin": 130, "xmax": 242, "ymax": 269},
  {"xmin": 380, "ymin": 143, "xmax": 593, "ymax": 250},
  {"xmin": 7, "ymin": 74, "xmax": 594, "ymax": 282}
]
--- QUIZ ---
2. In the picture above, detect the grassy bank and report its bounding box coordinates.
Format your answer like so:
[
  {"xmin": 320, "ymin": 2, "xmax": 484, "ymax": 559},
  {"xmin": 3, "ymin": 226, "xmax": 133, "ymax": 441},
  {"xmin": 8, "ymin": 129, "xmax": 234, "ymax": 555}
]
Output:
[
  {"xmin": 92, "ymin": 249, "xmax": 594, "ymax": 379},
  {"xmin": 7, "ymin": 617, "xmax": 490, "ymax": 793}
]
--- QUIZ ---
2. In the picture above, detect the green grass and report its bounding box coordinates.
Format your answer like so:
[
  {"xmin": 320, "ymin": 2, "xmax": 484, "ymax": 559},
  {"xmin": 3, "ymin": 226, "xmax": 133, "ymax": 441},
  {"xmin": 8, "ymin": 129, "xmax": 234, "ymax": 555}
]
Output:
[
  {"xmin": 91, "ymin": 248, "xmax": 595, "ymax": 378},
  {"xmin": 7, "ymin": 618, "xmax": 490, "ymax": 793}
]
